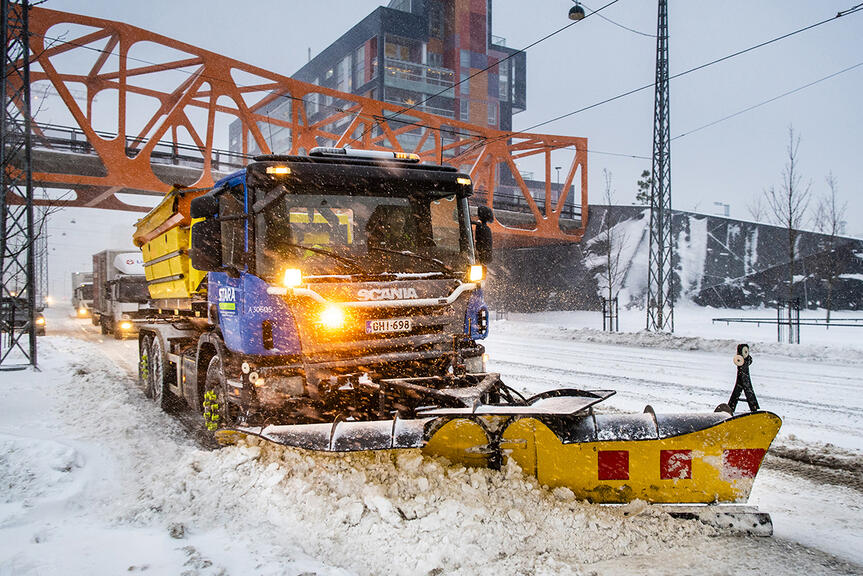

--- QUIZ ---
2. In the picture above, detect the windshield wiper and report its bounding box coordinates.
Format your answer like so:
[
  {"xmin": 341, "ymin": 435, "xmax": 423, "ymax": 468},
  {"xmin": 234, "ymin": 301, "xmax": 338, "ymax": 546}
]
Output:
[
  {"xmin": 279, "ymin": 242, "xmax": 363, "ymax": 272},
  {"xmin": 367, "ymin": 246, "xmax": 453, "ymax": 274}
]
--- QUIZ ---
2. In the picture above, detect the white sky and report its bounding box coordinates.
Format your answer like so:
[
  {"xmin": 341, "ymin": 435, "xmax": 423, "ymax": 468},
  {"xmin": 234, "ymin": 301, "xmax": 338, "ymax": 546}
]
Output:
[{"xmin": 41, "ymin": 0, "xmax": 863, "ymax": 235}]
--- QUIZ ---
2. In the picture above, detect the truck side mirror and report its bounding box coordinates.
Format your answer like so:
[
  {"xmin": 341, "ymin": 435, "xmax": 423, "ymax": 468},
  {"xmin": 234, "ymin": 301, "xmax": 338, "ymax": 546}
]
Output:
[
  {"xmin": 191, "ymin": 193, "xmax": 220, "ymax": 218},
  {"xmin": 189, "ymin": 218, "xmax": 222, "ymax": 271},
  {"xmin": 475, "ymin": 206, "xmax": 494, "ymax": 264}
]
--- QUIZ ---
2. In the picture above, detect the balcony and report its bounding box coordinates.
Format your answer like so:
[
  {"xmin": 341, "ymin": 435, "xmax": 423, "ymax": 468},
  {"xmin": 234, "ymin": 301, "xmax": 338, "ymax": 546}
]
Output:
[
  {"xmin": 383, "ymin": 98, "xmax": 454, "ymax": 119},
  {"xmin": 381, "ymin": 58, "xmax": 455, "ymax": 98}
]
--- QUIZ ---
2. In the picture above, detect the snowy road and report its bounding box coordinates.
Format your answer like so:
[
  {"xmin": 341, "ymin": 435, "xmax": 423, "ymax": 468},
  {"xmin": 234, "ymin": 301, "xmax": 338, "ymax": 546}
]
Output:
[
  {"xmin": 1, "ymin": 307, "xmax": 861, "ymax": 575},
  {"xmin": 486, "ymin": 321, "xmax": 863, "ymax": 451}
]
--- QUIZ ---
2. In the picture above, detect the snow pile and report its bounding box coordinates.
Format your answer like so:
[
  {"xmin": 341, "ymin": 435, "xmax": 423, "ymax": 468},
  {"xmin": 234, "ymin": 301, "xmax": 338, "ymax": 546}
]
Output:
[
  {"xmin": 40, "ymin": 337, "xmax": 712, "ymax": 575},
  {"xmin": 0, "ymin": 336, "xmax": 723, "ymax": 575},
  {"xmin": 154, "ymin": 441, "xmax": 712, "ymax": 576}
]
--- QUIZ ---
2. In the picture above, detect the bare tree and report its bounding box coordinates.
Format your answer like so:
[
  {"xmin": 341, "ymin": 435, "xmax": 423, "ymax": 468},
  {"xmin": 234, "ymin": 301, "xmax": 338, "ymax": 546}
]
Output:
[
  {"xmin": 593, "ymin": 170, "xmax": 629, "ymax": 307},
  {"xmin": 814, "ymin": 172, "xmax": 847, "ymax": 323},
  {"xmin": 763, "ymin": 126, "xmax": 811, "ymax": 304},
  {"xmin": 745, "ymin": 194, "xmax": 767, "ymax": 223}
]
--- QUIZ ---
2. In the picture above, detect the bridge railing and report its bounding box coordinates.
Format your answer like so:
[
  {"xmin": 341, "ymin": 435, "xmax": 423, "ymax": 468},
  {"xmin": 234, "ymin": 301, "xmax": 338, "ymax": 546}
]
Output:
[{"xmin": 25, "ymin": 121, "xmax": 251, "ymax": 174}]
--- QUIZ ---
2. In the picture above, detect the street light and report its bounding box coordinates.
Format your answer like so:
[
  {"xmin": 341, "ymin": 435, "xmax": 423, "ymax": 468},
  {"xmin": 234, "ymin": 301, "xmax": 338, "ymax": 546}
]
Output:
[{"xmin": 568, "ymin": 1, "xmax": 586, "ymax": 21}]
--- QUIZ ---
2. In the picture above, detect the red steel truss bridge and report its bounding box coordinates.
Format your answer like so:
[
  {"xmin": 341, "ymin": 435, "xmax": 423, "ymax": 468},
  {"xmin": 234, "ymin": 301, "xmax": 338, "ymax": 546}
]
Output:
[{"xmin": 9, "ymin": 7, "xmax": 588, "ymax": 245}]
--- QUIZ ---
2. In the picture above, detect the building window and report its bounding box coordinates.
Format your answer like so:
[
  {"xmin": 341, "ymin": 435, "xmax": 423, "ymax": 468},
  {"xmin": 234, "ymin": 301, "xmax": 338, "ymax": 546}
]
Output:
[
  {"xmin": 460, "ymin": 72, "xmax": 469, "ymax": 95},
  {"xmin": 389, "ymin": 0, "xmax": 411, "ymax": 12},
  {"xmin": 460, "ymin": 100, "xmax": 469, "ymax": 121},
  {"xmin": 353, "ymin": 45, "xmax": 365, "ymax": 89},
  {"xmin": 427, "ymin": 51, "xmax": 443, "ymax": 68},
  {"xmin": 307, "ymin": 78, "xmax": 320, "ymax": 116},
  {"xmin": 488, "ymin": 102, "xmax": 497, "ymax": 126},
  {"xmin": 460, "ymin": 49, "xmax": 470, "ymax": 70},
  {"xmin": 498, "ymin": 60, "xmax": 509, "ymax": 102},
  {"xmin": 385, "ymin": 35, "xmax": 412, "ymax": 61},
  {"xmin": 337, "ymin": 55, "xmax": 351, "ymax": 92},
  {"xmin": 429, "ymin": 4, "xmax": 443, "ymax": 38}
]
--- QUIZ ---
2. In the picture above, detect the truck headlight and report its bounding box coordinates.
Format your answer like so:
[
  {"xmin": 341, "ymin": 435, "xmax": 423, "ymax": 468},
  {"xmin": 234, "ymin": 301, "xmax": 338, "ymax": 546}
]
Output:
[
  {"xmin": 77, "ymin": 307, "xmax": 87, "ymax": 316},
  {"xmin": 120, "ymin": 321, "xmax": 133, "ymax": 330},
  {"xmin": 283, "ymin": 268, "xmax": 303, "ymax": 288},
  {"xmin": 35, "ymin": 316, "xmax": 46, "ymax": 326},
  {"xmin": 469, "ymin": 264, "xmax": 484, "ymax": 282},
  {"xmin": 319, "ymin": 305, "xmax": 345, "ymax": 329}
]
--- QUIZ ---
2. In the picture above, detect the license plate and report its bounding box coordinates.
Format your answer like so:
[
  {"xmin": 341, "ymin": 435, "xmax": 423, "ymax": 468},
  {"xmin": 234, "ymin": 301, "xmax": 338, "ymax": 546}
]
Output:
[{"xmin": 366, "ymin": 317, "xmax": 412, "ymax": 334}]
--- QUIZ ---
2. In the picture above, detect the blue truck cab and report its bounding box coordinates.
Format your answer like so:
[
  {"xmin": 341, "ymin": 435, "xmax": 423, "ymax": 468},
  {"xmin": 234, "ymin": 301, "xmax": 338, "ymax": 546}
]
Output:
[{"xmin": 143, "ymin": 148, "xmax": 493, "ymax": 428}]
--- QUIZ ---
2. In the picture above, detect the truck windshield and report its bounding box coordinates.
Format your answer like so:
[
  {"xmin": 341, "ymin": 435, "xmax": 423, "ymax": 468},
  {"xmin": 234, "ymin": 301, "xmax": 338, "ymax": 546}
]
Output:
[
  {"xmin": 78, "ymin": 284, "xmax": 93, "ymax": 300},
  {"xmin": 255, "ymin": 192, "xmax": 469, "ymax": 279},
  {"xmin": 117, "ymin": 277, "xmax": 149, "ymax": 302}
]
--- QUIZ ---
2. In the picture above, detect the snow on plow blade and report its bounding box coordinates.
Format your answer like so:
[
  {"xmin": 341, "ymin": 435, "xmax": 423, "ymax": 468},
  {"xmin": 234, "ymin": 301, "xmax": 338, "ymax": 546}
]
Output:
[{"xmin": 236, "ymin": 390, "xmax": 780, "ymax": 505}]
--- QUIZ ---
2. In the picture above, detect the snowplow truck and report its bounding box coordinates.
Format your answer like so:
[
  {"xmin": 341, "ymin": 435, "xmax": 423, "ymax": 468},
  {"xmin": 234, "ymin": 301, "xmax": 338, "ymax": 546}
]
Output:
[
  {"xmin": 134, "ymin": 148, "xmax": 491, "ymax": 423},
  {"xmin": 134, "ymin": 148, "xmax": 780, "ymax": 510}
]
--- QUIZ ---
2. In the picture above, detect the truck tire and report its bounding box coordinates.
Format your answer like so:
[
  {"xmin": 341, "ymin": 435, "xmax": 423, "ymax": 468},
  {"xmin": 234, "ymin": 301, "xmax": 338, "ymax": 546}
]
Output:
[
  {"xmin": 113, "ymin": 324, "xmax": 124, "ymax": 340},
  {"xmin": 149, "ymin": 336, "xmax": 178, "ymax": 412},
  {"xmin": 202, "ymin": 355, "xmax": 232, "ymax": 434},
  {"xmin": 139, "ymin": 334, "xmax": 153, "ymax": 397},
  {"xmin": 91, "ymin": 314, "xmax": 99, "ymax": 326},
  {"xmin": 100, "ymin": 315, "xmax": 109, "ymax": 335}
]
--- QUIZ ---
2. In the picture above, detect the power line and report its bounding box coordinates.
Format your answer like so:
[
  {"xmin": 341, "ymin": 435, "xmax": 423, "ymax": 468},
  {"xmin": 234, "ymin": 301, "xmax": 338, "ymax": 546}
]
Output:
[
  {"xmin": 478, "ymin": 3, "xmax": 863, "ymax": 149},
  {"xmin": 580, "ymin": 59, "xmax": 863, "ymax": 160},
  {"xmin": 348, "ymin": 0, "xmax": 623, "ymax": 145},
  {"xmin": 28, "ymin": 4, "xmax": 863, "ymax": 168},
  {"xmin": 672, "ymin": 60, "xmax": 863, "ymax": 141},
  {"xmin": 581, "ymin": 2, "xmax": 655, "ymax": 37}
]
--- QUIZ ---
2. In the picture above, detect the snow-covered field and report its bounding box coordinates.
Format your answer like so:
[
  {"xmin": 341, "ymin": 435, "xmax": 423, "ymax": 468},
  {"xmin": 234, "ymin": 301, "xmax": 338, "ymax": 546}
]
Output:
[{"xmin": 1, "ymin": 306, "xmax": 861, "ymax": 575}]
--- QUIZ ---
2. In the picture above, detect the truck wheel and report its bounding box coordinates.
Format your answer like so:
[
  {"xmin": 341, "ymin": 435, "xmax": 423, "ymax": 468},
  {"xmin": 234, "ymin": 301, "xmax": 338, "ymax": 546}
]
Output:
[
  {"xmin": 149, "ymin": 336, "xmax": 177, "ymax": 412},
  {"xmin": 139, "ymin": 334, "xmax": 153, "ymax": 397},
  {"xmin": 203, "ymin": 355, "xmax": 232, "ymax": 434},
  {"xmin": 100, "ymin": 316, "xmax": 109, "ymax": 335},
  {"xmin": 91, "ymin": 314, "xmax": 99, "ymax": 326},
  {"xmin": 113, "ymin": 325, "xmax": 124, "ymax": 340}
]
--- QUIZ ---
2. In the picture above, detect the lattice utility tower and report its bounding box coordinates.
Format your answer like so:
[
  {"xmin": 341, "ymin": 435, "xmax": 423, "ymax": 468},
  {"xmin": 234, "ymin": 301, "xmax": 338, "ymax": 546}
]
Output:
[
  {"xmin": 1, "ymin": 0, "xmax": 37, "ymax": 369},
  {"xmin": 646, "ymin": 0, "xmax": 674, "ymax": 332}
]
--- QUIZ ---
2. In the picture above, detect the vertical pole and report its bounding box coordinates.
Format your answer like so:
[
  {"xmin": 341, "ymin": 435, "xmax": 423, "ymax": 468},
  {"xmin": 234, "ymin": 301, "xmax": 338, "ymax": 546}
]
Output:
[
  {"xmin": 646, "ymin": 0, "xmax": 674, "ymax": 332},
  {"xmin": 0, "ymin": 0, "xmax": 36, "ymax": 369},
  {"xmin": 23, "ymin": 0, "xmax": 35, "ymax": 365}
]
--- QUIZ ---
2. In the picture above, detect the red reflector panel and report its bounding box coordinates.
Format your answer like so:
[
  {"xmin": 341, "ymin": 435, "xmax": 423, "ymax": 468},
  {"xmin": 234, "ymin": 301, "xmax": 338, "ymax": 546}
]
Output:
[
  {"xmin": 660, "ymin": 449, "xmax": 692, "ymax": 479},
  {"xmin": 723, "ymin": 448, "xmax": 766, "ymax": 479},
  {"xmin": 598, "ymin": 450, "xmax": 629, "ymax": 480}
]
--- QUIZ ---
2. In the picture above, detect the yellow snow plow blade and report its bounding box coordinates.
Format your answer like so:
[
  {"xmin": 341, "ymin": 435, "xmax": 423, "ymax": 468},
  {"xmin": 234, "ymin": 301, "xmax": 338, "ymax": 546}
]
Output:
[{"xmin": 423, "ymin": 411, "xmax": 780, "ymax": 504}]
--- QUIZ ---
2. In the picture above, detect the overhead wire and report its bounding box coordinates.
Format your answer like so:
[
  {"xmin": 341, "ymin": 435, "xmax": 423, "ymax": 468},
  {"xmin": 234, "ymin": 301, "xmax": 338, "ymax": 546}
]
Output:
[
  {"xmin": 569, "ymin": 59, "xmax": 863, "ymax": 161},
  {"xmin": 346, "ymin": 0, "xmax": 623, "ymax": 146},
  {"xmin": 580, "ymin": 1, "xmax": 655, "ymax": 37},
  {"xmin": 470, "ymin": 3, "xmax": 863, "ymax": 153},
  {"xmin": 27, "ymin": 3, "xmax": 863, "ymax": 166}
]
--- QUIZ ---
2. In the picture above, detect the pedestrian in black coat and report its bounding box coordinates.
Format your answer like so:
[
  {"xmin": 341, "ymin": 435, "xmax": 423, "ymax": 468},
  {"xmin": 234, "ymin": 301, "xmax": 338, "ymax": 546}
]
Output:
[{"xmin": 728, "ymin": 343, "xmax": 760, "ymax": 412}]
